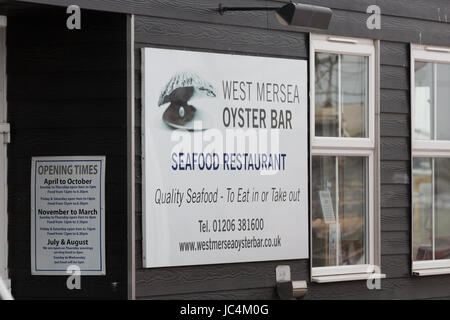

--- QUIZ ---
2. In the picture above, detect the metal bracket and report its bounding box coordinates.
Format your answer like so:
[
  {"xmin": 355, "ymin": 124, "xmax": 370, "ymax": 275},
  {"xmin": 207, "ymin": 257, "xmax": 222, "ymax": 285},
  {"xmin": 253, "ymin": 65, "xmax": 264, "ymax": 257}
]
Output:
[
  {"xmin": 276, "ymin": 265, "xmax": 308, "ymax": 299},
  {"xmin": 0, "ymin": 123, "xmax": 10, "ymax": 144}
]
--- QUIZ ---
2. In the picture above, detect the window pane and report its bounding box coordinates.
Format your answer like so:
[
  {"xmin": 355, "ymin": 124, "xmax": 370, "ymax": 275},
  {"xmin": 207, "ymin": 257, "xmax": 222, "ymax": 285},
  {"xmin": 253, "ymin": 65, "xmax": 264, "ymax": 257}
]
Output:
[
  {"xmin": 413, "ymin": 158, "xmax": 433, "ymax": 261},
  {"xmin": 341, "ymin": 55, "xmax": 368, "ymax": 138},
  {"xmin": 434, "ymin": 158, "xmax": 450, "ymax": 260},
  {"xmin": 415, "ymin": 62, "xmax": 450, "ymax": 141},
  {"xmin": 436, "ymin": 63, "xmax": 450, "ymax": 140},
  {"xmin": 312, "ymin": 156, "xmax": 368, "ymax": 267},
  {"xmin": 414, "ymin": 62, "xmax": 434, "ymax": 140},
  {"xmin": 315, "ymin": 53, "xmax": 369, "ymax": 138},
  {"xmin": 315, "ymin": 53, "xmax": 339, "ymax": 137},
  {"xmin": 339, "ymin": 157, "xmax": 367, "ymax": 265},
  {"xmin": 312, "ymin": 156, "xmax": 337, "ymax": 267}
]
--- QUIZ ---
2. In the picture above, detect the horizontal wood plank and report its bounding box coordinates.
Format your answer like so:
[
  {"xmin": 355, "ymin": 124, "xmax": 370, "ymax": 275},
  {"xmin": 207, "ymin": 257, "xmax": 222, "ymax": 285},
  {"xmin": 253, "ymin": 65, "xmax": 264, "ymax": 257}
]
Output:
[
  {"xmin": 7, "ymin": 43, "xmax": 126, "ymax": 73},
  {"xmin": 380, "ymin": 65, "xmax": 409, "ymax": 90},
  {"xmin": 380, "ymin": 113, "xmax": 410, "ymax": 137},
  {"xmin": 381, "ymin": 231, "xmax": 410, "ymax": 255},
  {"xmin": 137, "ymin": 274, "xmax": 450, "ymax": 300},
  {"xmin": 381, "ymin": 254, "xmax": 411, "ymax": 278},
  {"xmin": 9, "ymin": 268, "xmax": 127, "ymax": 299},
  {"xmin": 308, "ymin": 276, "xmax": 450, "ymax": 300},
  {"xmin": 136, "ymin": 260, "xmax": 309, "ymax": 297},
  {"xmin": 381, "ymin": 41, "xmax": 409, "ymax": 67},
  {"xmin": 8, "ymin": 128, "xmax": 126, "ymax": 157},
  {"xmin": 380, "ymin": 161, "xmax": 410, "ymax": 185},
  {"xmin": 8, "ymin": 71, "xmax": 126, "ymax": 101},
  {"xmin": 135, "ymin": 15, "xmax": 308, "ymax": 59},
  {"xmin": 138, "ymin": 287, "xmax": 278, "ymax": 300},
  {"xmin": 381, "ymin": 207, "xmax": 410, "ymax": 232},
  {"xmin": 380, "ymin": 184, "xmax": 410, "ymax": 208},
  {"xmin": 8, "ymin": 100, "xmax": 127, "ymax": 129},
  {"xmin": 380, "ymin": 137, "xmax": 410, "ymax": 161},
  {"xmin": 380, "ymin": 89, "xmax": 410, "ymax": 114}
]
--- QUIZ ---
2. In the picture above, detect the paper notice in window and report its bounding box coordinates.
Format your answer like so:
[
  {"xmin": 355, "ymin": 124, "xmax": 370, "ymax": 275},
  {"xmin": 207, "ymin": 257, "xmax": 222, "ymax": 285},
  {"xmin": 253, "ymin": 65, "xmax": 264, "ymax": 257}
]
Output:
[{"xmin": 319, "ymin": 190, "xmax": 335, "ymax": 224}]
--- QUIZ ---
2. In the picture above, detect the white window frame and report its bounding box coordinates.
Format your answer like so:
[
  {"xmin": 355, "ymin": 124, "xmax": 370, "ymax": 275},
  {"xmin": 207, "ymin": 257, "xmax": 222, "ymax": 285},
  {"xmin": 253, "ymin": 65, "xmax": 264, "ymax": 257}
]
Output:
[
  {"xmin": 310, "ymin": 34, "xmax": 383, "ymax": 283},
  {"xmin": 411, "ymin": 44, "xmax": 450, "ymax": 276},
  {"xmin": 0, "ymin": 16, "xmax": 8, "ymax": 287}
]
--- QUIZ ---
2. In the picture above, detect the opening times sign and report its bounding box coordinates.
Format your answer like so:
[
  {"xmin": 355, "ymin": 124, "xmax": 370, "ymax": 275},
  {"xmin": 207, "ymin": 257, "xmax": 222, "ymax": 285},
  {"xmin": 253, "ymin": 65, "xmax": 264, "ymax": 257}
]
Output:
[
  {"xmin": 31, "ymin": 156, "xmax": 105, "ymax": 275},
  {"xmin": 142, "ymin": 48, "xmax": 309, "ymax": 268}
]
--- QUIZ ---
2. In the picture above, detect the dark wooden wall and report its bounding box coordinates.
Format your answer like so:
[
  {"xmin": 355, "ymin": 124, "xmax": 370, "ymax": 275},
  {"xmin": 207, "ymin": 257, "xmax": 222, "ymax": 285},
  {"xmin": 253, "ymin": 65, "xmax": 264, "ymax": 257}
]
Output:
[
  {"xmin": 133, "ymin": 0, "xmax": 450, "ymax": 300},
  {"xmin": 6, "ymin": 5, "xmax": 128, "ymax": 299}
]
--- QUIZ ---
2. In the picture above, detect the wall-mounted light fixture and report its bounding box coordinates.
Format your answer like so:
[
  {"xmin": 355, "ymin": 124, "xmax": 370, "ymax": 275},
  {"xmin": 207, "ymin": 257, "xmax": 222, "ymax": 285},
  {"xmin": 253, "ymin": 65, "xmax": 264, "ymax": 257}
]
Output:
[{"xmin": 218, "ymin": 2, "xmax": 332, "ymax": 30}]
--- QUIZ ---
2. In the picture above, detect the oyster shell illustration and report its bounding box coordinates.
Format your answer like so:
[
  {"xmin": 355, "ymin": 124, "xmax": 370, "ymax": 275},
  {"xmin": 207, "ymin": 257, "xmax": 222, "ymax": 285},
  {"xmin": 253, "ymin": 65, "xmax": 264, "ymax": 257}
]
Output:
[{"xmin": 158, "ymin": 71, "xmax": 216, "ymax": 130}]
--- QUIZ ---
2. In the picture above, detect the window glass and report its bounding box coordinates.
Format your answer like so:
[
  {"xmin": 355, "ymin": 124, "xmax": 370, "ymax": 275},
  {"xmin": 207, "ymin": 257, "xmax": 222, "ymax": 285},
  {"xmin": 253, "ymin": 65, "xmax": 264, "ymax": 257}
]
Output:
[
  {"xmin": 339, "ymin": 156, "xmax": 367, "ymax": 265},
  {"xmin": 315, "ymin": 53, "xmax": 368, "ymax": 138},
  {"xmin": 312, "ymin": 156, "xmax": 368, "ymax": 267},
  {"xmin": 341, "ymin": 55, "xmax": 368, "ymax": 138},
  {"xmin": 315, "ymin": 53, "xmax": 339, "ymax": 137},
  {"xmin": 414, "ymin": 62, "xmax": 434, "ymax": 140},
  {"xmin": 413, "ymin": 157, "xmax": 433, "ymax": 261},
  {"xmin": 413, "ymin": 157, "xmax": 450, "ymax": 262},
  {"xmin": 434, "ymin": 158, "xmax": 450, "ymax": 260},
  {"xmin": 414, "ymin": 61, "xmax": 450, "ymax": 141},
  {"xmin": 436, "ymin": 63, "xmax": 450, "ymax": 140},
  {"xmin": 312, "ymin": 156, "xmax": 337, "ymax": 267}
]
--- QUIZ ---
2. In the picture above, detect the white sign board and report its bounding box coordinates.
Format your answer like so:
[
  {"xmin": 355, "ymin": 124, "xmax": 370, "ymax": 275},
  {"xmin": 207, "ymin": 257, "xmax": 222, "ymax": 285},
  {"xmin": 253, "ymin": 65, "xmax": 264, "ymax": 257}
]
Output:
[
  {"xmin": 142, "ymin": 48, "xmax": 308, "ymax": 268},
  {"xmin": 31, "ymin": 156, "xmax": 105, "ymax": 275}
]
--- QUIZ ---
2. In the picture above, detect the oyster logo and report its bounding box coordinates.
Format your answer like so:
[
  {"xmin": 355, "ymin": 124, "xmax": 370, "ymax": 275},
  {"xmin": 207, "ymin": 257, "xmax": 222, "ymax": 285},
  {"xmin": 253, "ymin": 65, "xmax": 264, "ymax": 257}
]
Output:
[{"xmin": 158, "ymin": 71, "xmax": 217, "ymax": 131}]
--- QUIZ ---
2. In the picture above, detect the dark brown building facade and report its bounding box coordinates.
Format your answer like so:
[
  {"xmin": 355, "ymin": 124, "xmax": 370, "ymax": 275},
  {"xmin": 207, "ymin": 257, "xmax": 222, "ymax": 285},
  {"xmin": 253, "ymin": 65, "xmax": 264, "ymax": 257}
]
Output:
[{"xmin": 0, "ymin": 0, "xmax": 449, "ymax": 300}]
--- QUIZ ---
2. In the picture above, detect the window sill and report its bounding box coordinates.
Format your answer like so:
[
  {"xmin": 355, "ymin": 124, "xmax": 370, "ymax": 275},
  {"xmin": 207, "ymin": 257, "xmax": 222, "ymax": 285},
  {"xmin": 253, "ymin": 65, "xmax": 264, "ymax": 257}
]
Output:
[
  {"xmin": 413, "ymin": 268, "xmax": 450, "ymax": 276},
  {"xmin": 312, "ymin": 273, "xmax": 385, "ymax": 283}
]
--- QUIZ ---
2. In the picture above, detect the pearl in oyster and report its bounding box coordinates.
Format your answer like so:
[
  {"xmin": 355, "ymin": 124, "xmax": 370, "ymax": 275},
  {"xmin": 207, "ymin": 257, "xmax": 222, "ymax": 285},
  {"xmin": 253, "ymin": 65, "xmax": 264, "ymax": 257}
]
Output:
[{"xmin": 179, "ymin": 106, "xmax": 185, "ymax": 118}]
